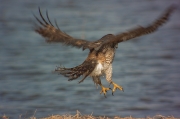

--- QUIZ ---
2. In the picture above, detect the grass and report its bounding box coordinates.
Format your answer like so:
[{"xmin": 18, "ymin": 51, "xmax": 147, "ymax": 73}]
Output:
[{"xmin": 1, "ymin": 111, "xmax": 179, "ymax": 119}]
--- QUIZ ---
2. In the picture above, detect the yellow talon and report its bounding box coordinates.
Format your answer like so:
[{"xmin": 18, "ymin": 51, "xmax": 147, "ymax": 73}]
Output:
[
  {"xmin": 100, "ymin": 85, "xmax": 111, "ymax": 98},
  {"xmin": 111, "ymin": 82, "xmax": 124, "ymax": 95}
]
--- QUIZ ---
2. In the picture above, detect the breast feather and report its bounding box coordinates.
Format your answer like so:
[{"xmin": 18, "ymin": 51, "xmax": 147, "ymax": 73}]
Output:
[{"xmin": 90, "ymin": 63, "xmax": 104, "ymax": 76}]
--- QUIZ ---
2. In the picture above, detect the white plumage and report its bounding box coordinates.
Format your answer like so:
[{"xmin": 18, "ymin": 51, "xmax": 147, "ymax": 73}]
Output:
[{"xmin": 90, "ymin": 63, "xmax": 104, "ymax": 76}]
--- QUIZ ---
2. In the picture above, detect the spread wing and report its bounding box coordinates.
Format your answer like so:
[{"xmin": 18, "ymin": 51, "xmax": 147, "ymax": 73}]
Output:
[
  {"xmin": 34, "ymin": 8, "xmax": 98, "ymax": 50},
  {"xmin": 104, "ymin": 5, "xmax": 176, "ymax": 45}
]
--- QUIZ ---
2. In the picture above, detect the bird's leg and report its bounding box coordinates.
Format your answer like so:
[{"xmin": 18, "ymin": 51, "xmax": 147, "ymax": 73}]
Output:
[
  {"xmin": 92, "ymin": 76, "xmax": 111, "ymax": 97},
  {"xmin": 110, "ymin": 82, "xmax": 124, "ymax": 95},
  {"xmin": 104, "ymin": 64, "xmax": 123, "ymax": 96}
]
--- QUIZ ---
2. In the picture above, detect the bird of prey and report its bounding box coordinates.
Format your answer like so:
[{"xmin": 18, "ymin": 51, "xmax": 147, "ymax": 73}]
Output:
[{"xmin": 34, "ymin": 6, "xmax": 175, "ymax": 97}]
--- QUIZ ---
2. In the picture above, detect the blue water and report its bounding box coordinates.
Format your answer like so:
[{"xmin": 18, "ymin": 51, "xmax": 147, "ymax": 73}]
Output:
[{"xmin": 0, "ymin": 0, "xmax": 180, "ymax": 118}]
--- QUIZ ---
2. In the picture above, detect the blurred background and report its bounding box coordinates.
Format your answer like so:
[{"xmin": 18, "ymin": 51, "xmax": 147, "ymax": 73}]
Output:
[{"xmin": 0, "ymin": 0, "xmax": 180, "ymax": 118}]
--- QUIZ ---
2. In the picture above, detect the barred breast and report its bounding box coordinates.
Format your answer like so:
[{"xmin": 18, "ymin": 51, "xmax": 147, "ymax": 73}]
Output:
[
  {"xmin": 90, "ymin": 62, "xmax": 104, "ymax": 76},
  {"xmin": 90, "ymin": 46, "xmax": 116, "ymax": 77}
]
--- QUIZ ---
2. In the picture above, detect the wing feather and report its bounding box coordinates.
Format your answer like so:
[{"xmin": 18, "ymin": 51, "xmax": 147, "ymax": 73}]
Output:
[
  {"xmin": 110, "ymin": 5, "xmax": 176, "ymax": 44},
  {"xmin": 34, "ymin": 6, "xmax": 175, "ymax": 51},
  {"xmin": 34, "ymin": 8, "xmax": 95, "ymax": 50}
]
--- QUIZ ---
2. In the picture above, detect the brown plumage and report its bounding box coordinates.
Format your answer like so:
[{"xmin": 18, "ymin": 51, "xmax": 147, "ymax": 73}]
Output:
[{"xmin": 34, "ymin": 6, "xmax": 175, "ymax": 97}]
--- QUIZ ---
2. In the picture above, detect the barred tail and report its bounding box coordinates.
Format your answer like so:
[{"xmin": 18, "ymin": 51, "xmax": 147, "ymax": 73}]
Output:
[{"xmin": 55, "ymin": 59, "xmax": 97, "ymax": 83}]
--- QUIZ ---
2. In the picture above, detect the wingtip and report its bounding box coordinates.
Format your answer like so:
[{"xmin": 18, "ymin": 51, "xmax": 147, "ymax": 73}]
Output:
[
  {"xmin": 165, "ymin": 4, "xmax": 177, "ymax": 15},
  {"xmin": 169, "ymin": 4, "xmax": 178, "ymax": 10}
]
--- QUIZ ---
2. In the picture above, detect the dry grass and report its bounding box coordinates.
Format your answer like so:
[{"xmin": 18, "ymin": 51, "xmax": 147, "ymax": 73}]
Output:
[{"xmin": 1, "ymin": 111, "xmax": 179, "ymax": 119}]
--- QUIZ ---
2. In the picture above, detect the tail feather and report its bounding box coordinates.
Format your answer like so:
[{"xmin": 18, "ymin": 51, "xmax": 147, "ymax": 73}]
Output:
[{"xmin": 55, "ymin": 59, "xmax": 97, "ymax": 82}]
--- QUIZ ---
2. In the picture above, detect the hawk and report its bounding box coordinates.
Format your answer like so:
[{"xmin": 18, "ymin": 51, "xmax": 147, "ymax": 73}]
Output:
[{"xmin": 34, "ymin": 6, "xmax": 175, "ymax": 97}]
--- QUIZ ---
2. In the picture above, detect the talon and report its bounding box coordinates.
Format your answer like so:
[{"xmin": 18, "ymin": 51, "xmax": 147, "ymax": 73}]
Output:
[
  {"xmin": 100, "ymin": 85, "xmax": 111, "ymax": 97},
  {"xmin": 111, "ymin": 82, "xmax": 124, "ymax": 94},
  {"xmin": 112, "ymin": 92, "xmax": 114, "ymax": 96},
  {"xmin": 122, "ymin": 88, "xmax": 124, "ymax": 92}
]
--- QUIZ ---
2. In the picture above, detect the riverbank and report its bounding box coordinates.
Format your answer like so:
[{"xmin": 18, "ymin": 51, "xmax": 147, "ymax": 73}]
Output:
[
  {"xmin": 2, "ymin": 111, "xmax": 177, "ymax": 119},
  {"xmin": 39, "ymin": 114, "xmax": 177, "ymax": 119}
]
